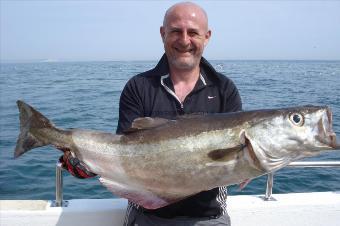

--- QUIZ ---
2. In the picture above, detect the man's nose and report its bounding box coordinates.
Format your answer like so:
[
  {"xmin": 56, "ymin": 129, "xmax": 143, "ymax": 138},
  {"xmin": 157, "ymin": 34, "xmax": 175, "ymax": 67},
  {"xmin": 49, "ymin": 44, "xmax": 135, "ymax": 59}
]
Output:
[{"xmin": 178, "ymin": 31, "xmax": 190, "ymax": 46}]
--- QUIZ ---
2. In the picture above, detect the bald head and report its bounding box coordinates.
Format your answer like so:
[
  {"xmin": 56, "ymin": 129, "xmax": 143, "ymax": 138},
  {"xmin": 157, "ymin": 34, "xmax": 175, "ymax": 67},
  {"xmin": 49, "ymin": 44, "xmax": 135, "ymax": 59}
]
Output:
[
  {"xmin": 163, "ymin": 2, "xmax": 209, "ymax": 32},
  {"xmin": 160, "ymin": 2, "xmax": 211, "ymax": 72}
]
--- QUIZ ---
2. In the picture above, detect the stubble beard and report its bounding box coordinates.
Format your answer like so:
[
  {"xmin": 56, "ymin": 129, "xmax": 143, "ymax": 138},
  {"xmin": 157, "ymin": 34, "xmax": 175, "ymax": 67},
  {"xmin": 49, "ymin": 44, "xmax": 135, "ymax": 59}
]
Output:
[{"xmin": 168, "ymin": 55, "xmax": 200, "ymax": 71}]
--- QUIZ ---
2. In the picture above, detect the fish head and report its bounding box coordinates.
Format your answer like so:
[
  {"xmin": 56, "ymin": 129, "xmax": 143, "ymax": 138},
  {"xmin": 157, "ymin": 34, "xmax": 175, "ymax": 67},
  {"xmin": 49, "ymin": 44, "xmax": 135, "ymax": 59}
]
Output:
[{"xmin": 244, "ymin": 106, "xmax": 338, "ymax": 172}]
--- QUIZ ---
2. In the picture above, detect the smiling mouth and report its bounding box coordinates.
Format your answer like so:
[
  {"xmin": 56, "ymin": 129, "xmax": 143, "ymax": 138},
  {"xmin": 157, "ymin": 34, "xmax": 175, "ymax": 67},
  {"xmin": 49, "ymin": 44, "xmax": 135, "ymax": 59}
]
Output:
[
  {"xmin": 176, "ymin": 49, "xmax": 192, "ymax": 54},
  {"xmin": 174, "ymin": 45, "xmax": 194, "ymax": 53}
]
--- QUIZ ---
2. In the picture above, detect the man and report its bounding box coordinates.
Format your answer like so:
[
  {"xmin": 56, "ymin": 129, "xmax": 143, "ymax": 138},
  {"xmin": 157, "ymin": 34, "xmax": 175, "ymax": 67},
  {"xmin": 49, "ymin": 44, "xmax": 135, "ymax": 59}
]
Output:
[{"xmin": 60, "ymin": 2, "xmax": 242, "ymax": 226}]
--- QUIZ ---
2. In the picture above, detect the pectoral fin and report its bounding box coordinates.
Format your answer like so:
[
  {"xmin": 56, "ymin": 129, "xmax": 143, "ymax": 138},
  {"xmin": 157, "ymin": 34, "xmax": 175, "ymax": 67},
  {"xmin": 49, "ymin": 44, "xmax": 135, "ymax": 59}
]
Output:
[
  {"xmin": 206, "ymin": 145, "xmax": 245, "ymax": 167},
  {"xmin": 207, "ymin": 145, "xmax": 244, "ymax": 161}
]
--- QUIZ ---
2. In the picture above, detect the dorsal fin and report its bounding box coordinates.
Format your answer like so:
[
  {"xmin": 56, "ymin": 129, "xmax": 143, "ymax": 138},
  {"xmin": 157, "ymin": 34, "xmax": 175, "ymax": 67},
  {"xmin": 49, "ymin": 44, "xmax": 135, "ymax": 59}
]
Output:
[
  {"xmin": 132, "ymin": 117, "xmax": 171, "ymax": 129},
  {"xmin": 123, "ymin": 117, "xmax": 172, "ymax": 134}
]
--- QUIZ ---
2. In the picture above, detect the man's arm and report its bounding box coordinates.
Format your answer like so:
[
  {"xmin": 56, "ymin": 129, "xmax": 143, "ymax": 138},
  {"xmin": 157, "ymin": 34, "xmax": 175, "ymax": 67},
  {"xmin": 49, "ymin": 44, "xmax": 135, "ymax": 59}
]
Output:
[
  {"xmin": 222, "ymin": 79, "xmax": 242, "ymax": 112},
  {"xmin": 116, "ymin": 77, "xmax": 144, "ymax": 134}
]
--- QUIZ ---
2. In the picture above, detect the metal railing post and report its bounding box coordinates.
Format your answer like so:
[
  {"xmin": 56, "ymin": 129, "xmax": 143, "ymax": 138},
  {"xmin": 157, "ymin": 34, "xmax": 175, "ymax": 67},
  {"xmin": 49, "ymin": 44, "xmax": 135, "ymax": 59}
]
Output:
[
  {"xmin": 51, "ymin": 162, "xmax": 68, "ymax": 207},
  {"xmin": 264, "ymin": 173, "xmax": 275, "ymax": 201},
  {"xmin": 55, "ymin": 162, "xmax": 63, "ymax": 207}
]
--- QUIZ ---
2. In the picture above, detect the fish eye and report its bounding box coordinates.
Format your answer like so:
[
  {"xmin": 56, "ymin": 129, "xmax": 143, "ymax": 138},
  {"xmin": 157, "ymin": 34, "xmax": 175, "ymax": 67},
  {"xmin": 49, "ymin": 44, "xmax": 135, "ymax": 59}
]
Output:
[{"xmin": 289, "ymin": 113, "xmax": 304, "ymax": 126}]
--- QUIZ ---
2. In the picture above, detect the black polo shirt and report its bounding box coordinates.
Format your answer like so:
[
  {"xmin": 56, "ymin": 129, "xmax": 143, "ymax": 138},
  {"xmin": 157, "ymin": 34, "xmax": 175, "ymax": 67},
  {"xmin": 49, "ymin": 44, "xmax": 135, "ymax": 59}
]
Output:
[{"xmin": 116, "ymin": 54, "xmax": 242, "ymax": 218}]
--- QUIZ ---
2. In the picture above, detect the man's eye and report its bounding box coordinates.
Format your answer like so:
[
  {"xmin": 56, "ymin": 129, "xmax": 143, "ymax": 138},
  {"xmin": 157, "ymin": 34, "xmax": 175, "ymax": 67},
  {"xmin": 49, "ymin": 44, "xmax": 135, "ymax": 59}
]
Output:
[{"xmin": 189, "ymin": 31, "xmax": 199, "ymax": 36}]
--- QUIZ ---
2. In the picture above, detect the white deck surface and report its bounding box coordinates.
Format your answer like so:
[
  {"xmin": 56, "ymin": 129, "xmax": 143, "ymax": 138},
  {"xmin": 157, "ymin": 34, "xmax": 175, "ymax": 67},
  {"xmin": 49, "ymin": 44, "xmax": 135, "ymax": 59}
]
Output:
[{"xmin": 1, "ymin": 191, "xmax": 340, "ymax": 226}]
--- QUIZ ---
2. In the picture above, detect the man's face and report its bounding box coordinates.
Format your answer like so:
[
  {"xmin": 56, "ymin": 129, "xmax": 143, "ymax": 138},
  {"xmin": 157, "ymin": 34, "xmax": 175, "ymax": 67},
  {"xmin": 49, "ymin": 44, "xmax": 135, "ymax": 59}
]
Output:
[{"xmin": 160, "ymin": 7, "xmax": 211, "ymax": 71}]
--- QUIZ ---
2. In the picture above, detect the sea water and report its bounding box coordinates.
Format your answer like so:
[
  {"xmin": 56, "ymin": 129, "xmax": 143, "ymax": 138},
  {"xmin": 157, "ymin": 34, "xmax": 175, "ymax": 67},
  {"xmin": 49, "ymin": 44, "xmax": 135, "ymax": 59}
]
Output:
[{"xmin": 0, "ymin": 60, "xmax": 339, "ymax": 200}]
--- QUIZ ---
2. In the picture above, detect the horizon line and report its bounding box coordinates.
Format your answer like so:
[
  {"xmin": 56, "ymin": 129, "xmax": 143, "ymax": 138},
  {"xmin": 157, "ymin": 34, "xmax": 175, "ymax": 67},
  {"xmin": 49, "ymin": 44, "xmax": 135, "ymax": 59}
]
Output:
[{"xmin": 1, "ymin": 58, "xmax": 340, "ymax": 64}]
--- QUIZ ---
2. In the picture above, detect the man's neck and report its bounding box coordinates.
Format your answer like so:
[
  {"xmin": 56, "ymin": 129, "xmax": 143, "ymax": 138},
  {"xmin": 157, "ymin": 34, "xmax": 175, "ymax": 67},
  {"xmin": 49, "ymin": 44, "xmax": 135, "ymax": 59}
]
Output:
[
  {"xmin": 169, "ymin": 66, "xmax": 200, "ymax": 103},
  {"xmin": 169, "ymin": 66, "xmax": 200, "ymax": 84}
]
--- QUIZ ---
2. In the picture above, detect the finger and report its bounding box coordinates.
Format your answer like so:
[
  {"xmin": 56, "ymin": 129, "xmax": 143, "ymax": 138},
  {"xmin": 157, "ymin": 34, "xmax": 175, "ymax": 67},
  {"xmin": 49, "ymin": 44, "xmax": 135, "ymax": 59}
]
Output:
[
  {"xmin": 55, "ymin": 145, "xmax": 71, "ymax": 153},
  {"xmin": 63, "ymin": 151, "xmax": 71, "ymax": 162}
]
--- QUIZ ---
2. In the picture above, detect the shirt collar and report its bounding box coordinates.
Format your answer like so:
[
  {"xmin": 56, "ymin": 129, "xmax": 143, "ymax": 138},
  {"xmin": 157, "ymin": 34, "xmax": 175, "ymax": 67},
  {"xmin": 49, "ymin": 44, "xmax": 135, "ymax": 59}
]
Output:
[
  {"xmin": 151, "ymin": 53, "xmax": 216, "ymax": 87},
  {"xmin": 160, "ymin": 72, "xmax": 207, "ymax": 93}
]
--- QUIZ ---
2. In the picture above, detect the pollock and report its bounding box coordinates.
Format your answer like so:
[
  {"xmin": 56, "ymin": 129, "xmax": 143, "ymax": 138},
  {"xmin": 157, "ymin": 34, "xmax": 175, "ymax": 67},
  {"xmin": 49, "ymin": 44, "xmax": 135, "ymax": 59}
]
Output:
[{"xmin": 14, "ymin": 100, "xmax": 339, "ymax": 209}]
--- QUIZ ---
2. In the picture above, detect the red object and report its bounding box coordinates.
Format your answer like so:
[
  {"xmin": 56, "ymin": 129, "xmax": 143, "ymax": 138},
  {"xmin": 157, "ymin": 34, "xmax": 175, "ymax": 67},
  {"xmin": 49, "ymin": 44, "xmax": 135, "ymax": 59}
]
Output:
[{"xmin": 59, "ymin": 153, "xmax": 97, "ymax": 179}]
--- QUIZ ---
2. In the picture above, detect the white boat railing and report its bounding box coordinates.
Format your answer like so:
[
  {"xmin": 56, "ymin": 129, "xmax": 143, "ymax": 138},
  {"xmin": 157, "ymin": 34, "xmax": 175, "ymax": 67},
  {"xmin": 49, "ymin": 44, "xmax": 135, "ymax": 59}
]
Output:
[
  {"xmin": 264, "ymin": 161, "xmax": 340, "ymax": 201},
  {"xmin": 51, "ymin": 161, "xmax": 340, "ymax": 207}
]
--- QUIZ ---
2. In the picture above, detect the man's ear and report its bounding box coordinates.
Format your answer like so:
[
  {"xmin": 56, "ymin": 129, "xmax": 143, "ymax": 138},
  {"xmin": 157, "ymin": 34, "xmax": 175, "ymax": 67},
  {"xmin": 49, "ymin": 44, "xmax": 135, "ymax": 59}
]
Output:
[
  {"xmin": 204, "ymin": 30, "xmax": 212, "ymax": 46},
  {"xmin": 160, "ymin": 26, "xmax": 165, "ymax": 43}
]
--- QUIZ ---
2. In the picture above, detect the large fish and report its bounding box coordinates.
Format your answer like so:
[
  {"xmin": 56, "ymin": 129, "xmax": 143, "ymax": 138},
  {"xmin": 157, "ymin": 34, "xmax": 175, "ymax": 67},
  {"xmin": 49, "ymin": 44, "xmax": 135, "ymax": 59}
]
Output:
[{"xmin": 14, "ymin": 100, "xmax": 339, "ymax": 209}]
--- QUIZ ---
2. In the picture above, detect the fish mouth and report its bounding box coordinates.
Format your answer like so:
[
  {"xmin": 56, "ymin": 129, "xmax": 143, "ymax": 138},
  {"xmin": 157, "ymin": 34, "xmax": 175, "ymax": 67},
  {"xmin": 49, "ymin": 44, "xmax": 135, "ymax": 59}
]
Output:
[{"xmin": 317, "ymin": 108, "xmax": 338, "ymax": 149}]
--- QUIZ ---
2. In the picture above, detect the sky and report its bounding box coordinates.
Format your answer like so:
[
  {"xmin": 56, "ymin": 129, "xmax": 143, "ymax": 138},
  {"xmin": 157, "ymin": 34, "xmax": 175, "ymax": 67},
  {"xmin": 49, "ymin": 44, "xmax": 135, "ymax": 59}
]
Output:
[{"xmin": 1, "ymin": 0, "xmax": 340, "ymax": 62}]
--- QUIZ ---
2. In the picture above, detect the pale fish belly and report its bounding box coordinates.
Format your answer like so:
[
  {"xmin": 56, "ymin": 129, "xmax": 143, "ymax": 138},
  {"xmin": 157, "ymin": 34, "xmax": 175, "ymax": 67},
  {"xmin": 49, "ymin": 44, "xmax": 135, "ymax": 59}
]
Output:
[
  {"xmin": 116, "ymin": 129, "xmax": 264, "ymax": 193},
  {"xmin": 70, "ymin": 128, "xmax": 265, "ymax": 209}
]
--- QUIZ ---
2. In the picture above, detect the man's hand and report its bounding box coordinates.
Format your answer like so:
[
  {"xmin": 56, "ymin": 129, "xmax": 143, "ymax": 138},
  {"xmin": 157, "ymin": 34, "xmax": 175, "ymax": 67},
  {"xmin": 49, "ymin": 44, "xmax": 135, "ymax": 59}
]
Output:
[{"xmin": 58, "ymin": 148, "xmax": 97, "ymax": 179}]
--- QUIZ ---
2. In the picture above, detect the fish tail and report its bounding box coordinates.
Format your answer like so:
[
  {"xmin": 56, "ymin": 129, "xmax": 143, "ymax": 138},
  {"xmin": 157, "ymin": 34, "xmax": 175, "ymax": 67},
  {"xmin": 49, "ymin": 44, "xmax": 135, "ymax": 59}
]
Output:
[{"xmin": 14, "ymin": 100, "xmax": 56, "ymax": 158}]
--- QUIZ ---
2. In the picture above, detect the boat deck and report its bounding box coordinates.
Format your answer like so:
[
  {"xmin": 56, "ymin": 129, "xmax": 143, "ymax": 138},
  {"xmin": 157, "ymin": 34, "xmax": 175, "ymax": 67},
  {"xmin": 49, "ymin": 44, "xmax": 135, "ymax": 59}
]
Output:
[{"xmin": 1, "ymin": 191, "xmax": 340, "ymax": 226}]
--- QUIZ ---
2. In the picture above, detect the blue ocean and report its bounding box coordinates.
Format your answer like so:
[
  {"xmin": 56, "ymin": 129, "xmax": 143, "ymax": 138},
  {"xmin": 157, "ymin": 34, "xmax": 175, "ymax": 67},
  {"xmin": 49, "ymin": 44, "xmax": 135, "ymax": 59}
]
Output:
[{"xmin": 1, "ymin": 60, "xmax": 339, "ymax": 200}]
